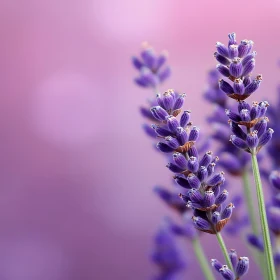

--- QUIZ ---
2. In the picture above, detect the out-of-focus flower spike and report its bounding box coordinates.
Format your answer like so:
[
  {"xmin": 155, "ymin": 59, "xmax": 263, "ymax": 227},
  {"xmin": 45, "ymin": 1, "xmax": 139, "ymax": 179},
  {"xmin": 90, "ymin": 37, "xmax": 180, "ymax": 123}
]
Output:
[
  {"xmin": 247, "ymin": 234, "xmax": 264, "ymax": 251},
  {"xmin": 270, "ymin": 171, "xmax": 280, "ymax": 190},
  {"xmin": 143, "ymin": 124, "xmax": 158, "ymax": 138},
  {"xmin": 158, "ymin": 66, "xmax": 171, "ymax": 83},
  {"xmin": 132, "ymin": 56, "xmax": 144, "ymax": 70},
  {"xmin": 156, "ymin": 51, "xmax": 168, "ymax": 69},
  {"xmin": 141, "ymin": 47, "xmax": 157, "ymax": 69}
]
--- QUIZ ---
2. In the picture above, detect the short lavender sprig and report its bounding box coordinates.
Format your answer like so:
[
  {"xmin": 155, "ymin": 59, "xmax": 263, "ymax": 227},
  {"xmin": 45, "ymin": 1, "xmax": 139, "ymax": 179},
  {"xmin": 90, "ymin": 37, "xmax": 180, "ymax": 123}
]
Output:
[{"xmin": 214, "ymin": 32, "xmax": 276, "ymax": 280}]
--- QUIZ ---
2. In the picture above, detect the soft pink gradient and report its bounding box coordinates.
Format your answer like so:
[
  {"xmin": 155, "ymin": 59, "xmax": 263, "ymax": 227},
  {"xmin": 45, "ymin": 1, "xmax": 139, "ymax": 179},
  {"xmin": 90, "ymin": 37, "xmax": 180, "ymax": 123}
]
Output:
[{"xmin": 1, "ymin": 0, "xmax": 280, "ymax": 279}]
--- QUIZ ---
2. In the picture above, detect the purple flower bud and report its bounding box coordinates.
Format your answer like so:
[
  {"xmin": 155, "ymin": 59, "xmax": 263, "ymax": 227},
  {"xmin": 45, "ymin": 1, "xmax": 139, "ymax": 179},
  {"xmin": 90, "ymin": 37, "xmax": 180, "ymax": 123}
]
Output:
[
  {"xmin": 243, "ymin": 76, "xmax": 252, "ymax": 87},
  {"xmin": 189, "ymin": 126, "xmax": 200, "ymax": 141},
  {"xmin": 242, "ymin": 58, "xmax": 255, "ymax": 77},
  {"xmin": 225, "ymin": 109, "xmax": 241, "ymax": 122},
  {"xmin": 228, "ymin": 32, "xmax": 237, "ymax": 46},
  {"xmin": 214, "ymin": 52, "xmax": 231, "ymax": 66},
  {"xmin": 188, "ymin": 146, "xmax": 199, "ymax": 158},
  {"xmin": 247, "ymin": 234, "xmax": 264, "ymax": 251},
  {"xmin": 180, "ymin": 110, "xmax": 191, "ymax": 128},
  {"xmin": 166, "ymin": 162, "xmax": 184, "ymax": 173},
  {"xmin": 250, "ymin": 102, "xmax": 260, "ymax": 120},
  {"xmin": 219, "ymin": 79, "xmax": 234, "ymax": 94},
  {"xmin": 187, "ymin": 173, "xmax": 201, "ymax": 189},
  {"xmin": 216, "ymin": 42, "xmax": 229, "ymax": 57},
  {"xmin": 258, "ymin": 101, "xmax": 269, "ymax": 117},
  {"xmin": 192, "ymin": 216, "xmax": 212, "ymax": 231},
  {"xmin": 156, "ymin": 142, "xmax": 174, "ymax": 153},
  {"xmin": 221, "ymin": 203, "xmax": 234, "ymax": 219},
  {"xmin": 173, "ymin": 93, "xmax": 186, "ymax": 110},
  {"xmin": 173, "ymin": 152, "xmax": 188, "ymax": 169},
  {"xmin": 244, "ymin": 75, "xmax": 262, "ymax": 95},
  {"xmin": 240, "ymin": 109, "xmax": 251, "ymax": 122},
  {"xmin": 212, "ymin": 211, "xmax": 221, "ymax": 224},
  {"xmin": 230, "ymin": 135, "xmax": 248, "ymax": 150},
  {"xmin": 151, "ymin": 106, "xmax": 169, "ymax": 121},
  {"xmin": 219, "ymin": 265, "xmax": 235, "ymax": 280},
  {"xmin": 229, "ymin": 45, "xmax": 238, "ymax": 59},
  {"xmin": 233, "ymin": 79, "xmax": 245, "ymax": 94},
  {"xmin": 238, "ymin": 40, "xmax": 251, "ymax": 58},
  {"xmin": 158, "ymin": 66, "xmax": 171, "ymax": 83},
  {"xmin": 166, "ymin": 116, "xmax": 180, "ymax": 133},
  {"xmin": 152, "ymin": 124, "xmax": 171, "ymax": 137},
  {"xmin": 229, "ymin": 121, "xmax": 247, "ymax": 140},
  {"xmin": 236, "ymin": 257, "xmax": 249, "ymax": 278},
  {"xmin": 215, "ymin": 190, "xmax": 229, "ymax": 205},
  {"xmin": 141, "ymin": 48, "xmax": 157, "ymax": 69},
  {"xmin": 207, "ymin": 172, "xmax": 225, "ymax": 187},
  {"xmin": 207, "ymin": 163, "xmax": 216, "ymax": 177},
  {"xmin": 179, "ymin": 193, "xmax": 189, "ymax": 203},
  {"xmin": 134, "ymin": 76, "xmax": 149, "ymax": 87},
  {"xmin": 156, "ymin": 52, "xmax": 168, "ymax": 69},
  {"xmin": 162, "ymin": 91, "xmax": 175, "ymax": 111},
  {"xmin": 199, "ymin": 151, "xmax": 213, "ymax": 167},
  {"xmin": 165, "ymin": 136, "xmax": 180, "ymax": 149},
  {"xmin": 246, "ymin": 130, "xmax": 259, "ymax": 149},
  {"xmin": 257, "ymin": 128, "xmax": 274, "ymax": 149},
  {"xmin": 216, "ymin": 64, "xmax": 230, "ymax": 77},
  {"xmin": 188, "ymin": 188, "xmax": 204, "ymax": 204},
  {"xmin": 174, "ymin": 175, "xmax": 191, "ymax": 189},
  {"xmin": 229, "ymin": 58, "xmax": 243, "ymax": 78},
  {"xmin": 198, "ymin": 166, "xmax": 208, "ymax": 182},
  {"xmin": 238, "ymin": 101, "xmax": 251, "ymax": 112},
  {"xmin": 203, "ymin": 190, "xmax": 215, "ymax": 207},
  {"xmin": 242, "ymin": 51, "xmax": 257, "ymax": 66},
  {"xmin": 176, "ymin": 127, "xmax": 188, "ymax": 145},
  {"xmin": 211, "ymin": 259, "xmax": 223, "ymax": 272},
  {"xmin": 141, "ymin": 67, "xmax": 159, "ymax": 87},
  {"xmin": 132, "ymin": 56, "xmax": 143, "ymax": 70},
  {"xmin": 187, "ymin": 157, "xmax": 199, "ymax": 173},
  {"xmin": 229, "ymin": 249, "xmax": 238, "ymax": 270},
  {"xmin": 143, "ymin": 124, "xmax": 157, "ymax": 138},
  {"xmin": 270, "ymin": 171, "xmax": 280, "ymax": 190}
]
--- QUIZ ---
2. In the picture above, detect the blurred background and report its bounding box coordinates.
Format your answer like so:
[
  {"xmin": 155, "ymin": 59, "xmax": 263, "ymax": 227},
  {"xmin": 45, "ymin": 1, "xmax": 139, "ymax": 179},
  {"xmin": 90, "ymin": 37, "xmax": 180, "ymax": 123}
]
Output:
[{"xmin": 1, "ymin": 0, "xmax": 280, "ymax": 279}]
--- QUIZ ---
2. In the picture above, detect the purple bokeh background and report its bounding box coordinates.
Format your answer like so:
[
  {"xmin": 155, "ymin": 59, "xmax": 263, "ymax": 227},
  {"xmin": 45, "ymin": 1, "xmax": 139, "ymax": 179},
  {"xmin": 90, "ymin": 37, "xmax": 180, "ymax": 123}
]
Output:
[{"xmin": 1, "ymin": 0, "xmax": 280, "ymax": 279}]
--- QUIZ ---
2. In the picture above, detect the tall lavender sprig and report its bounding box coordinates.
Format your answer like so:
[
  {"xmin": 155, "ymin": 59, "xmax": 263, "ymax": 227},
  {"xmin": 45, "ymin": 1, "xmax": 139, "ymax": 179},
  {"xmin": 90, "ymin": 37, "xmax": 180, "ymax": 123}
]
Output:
[{"xmin": 214, "ymin": 32, "xmax": 276, "ymax": 280}]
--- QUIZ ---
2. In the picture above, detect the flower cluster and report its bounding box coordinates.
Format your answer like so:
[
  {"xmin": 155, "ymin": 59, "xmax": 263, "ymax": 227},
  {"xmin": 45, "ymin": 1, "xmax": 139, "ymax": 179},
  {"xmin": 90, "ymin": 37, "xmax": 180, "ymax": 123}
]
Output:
[
  {"xmin": 132, "ymin": 43, "xmax": 171, "ymax": 89},
  {"xmin": 226, "ymin": 100, "xmax": 273, "ymax": 154},
  {"xmin": 211, "ymin": 250, "xmax": 249, "ymax": 280},
  {"xmin": 151, "ymin": 219, "xmax": 186, "ymax": 280},
  {"xmin": 151, "ymin": 89, "xmax": 235, "ymax": 234},
  {"xmin": 215, "ymin": 33, "xmax": 261, "ymax": 101}
]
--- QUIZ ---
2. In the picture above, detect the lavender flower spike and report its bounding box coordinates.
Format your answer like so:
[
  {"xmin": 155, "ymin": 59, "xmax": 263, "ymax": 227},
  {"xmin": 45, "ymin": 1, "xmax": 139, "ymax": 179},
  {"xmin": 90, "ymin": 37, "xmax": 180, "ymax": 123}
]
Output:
[{"xmin": 132, "ymin": 43, "xmax": 171, "ymax": 89}]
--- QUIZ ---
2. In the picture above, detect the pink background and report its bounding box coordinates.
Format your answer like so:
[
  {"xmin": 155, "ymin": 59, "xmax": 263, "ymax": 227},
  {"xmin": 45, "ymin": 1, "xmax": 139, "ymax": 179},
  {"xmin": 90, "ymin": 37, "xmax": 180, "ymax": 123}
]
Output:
[{"xmin": 1, "ymin": 0, "xmax": 280, "ymax": 279}]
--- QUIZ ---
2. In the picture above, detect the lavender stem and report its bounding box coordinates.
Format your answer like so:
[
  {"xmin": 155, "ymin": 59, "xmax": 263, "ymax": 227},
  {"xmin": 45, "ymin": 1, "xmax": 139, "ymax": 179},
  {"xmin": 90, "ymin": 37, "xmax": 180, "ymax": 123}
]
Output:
[{"xmin": 216, "ymin": 232, "xmax": 233, "ymax": 272}]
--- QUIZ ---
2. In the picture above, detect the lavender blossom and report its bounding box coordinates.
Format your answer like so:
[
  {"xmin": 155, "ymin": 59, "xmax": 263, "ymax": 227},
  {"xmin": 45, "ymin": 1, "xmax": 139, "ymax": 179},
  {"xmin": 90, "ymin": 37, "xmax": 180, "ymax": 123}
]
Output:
[
  {"xmin": 211, "ymin": 250, "xmax": 249, "ymax": 280},
  {"xmin": 132, "ymin": 43, "xmax": 171, "ymax": 89},
  {"xmin": 214, "ymin": 33, "xmax": 261, "ymax": 101},
  {"xmin": 152, "ymin": 220, "xmax": 186, "ymax": 280}
]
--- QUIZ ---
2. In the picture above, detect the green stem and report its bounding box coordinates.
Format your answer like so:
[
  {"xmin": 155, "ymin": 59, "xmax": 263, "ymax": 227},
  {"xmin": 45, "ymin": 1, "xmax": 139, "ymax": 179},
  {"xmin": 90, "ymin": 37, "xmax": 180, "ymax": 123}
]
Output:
[
  {"xmin": 192, "ymin": 237, "xmax": 215, "ymax": 280},
  {"xmin": 242, "ymin": 171, "xmax": 259, "ymax": 234},
  {"xmin": 251, "ymin": 153, "xmax": 277, "ymax": 280},
  {"xmin": 216, "ymin": 232, "xmax": 233, "ymax": 271}
]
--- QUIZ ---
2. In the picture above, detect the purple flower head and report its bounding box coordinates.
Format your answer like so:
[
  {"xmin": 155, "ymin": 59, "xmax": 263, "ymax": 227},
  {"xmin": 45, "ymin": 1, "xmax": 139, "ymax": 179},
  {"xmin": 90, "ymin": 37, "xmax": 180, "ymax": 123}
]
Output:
[
  {"xmin": 132, "ymin": 43, "xmax": 171, "ymax": 89},
  {"xmin": 211, "ymin": 250, "xmax": 249, "ymax": 280},
  {"xmin": 226, "ymin": 101, "xmax": 273, "ymax": 154},
  {"xmin": 151, "ymin": 219, "xmax": 186, "ymax": 279},
  {"xmin": 214, "ymin": 33, "xmax": 261, "ymax": 101}
]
